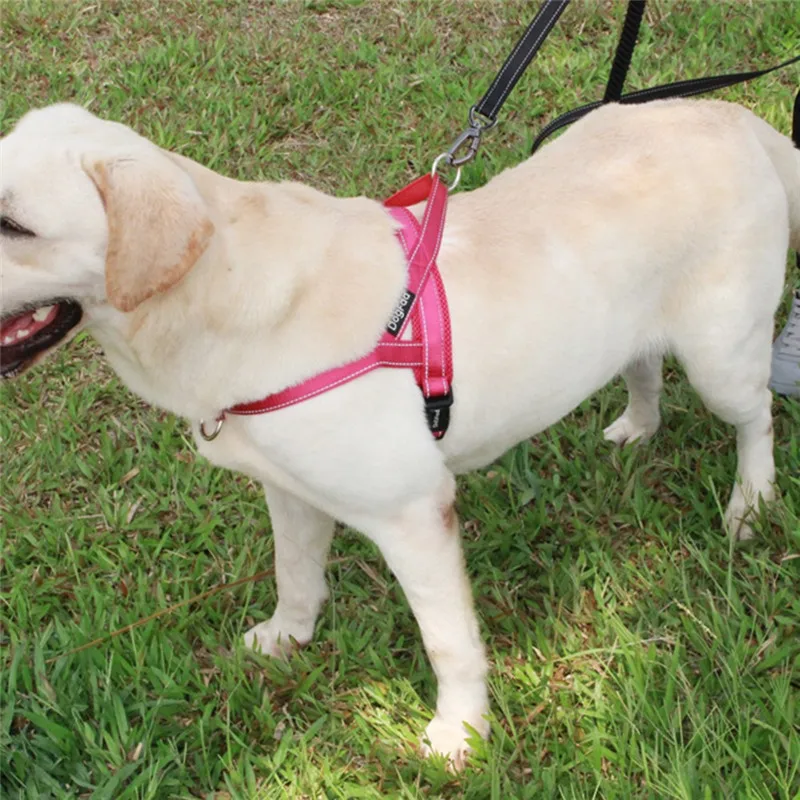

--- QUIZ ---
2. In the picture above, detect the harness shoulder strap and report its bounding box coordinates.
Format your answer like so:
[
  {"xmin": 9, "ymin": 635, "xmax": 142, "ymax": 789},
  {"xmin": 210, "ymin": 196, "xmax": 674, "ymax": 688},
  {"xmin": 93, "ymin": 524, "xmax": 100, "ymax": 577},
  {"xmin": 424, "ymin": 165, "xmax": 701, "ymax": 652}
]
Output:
[{"xmin": 226, "ymin": 176, "xmax": 454, "ymax": 439}]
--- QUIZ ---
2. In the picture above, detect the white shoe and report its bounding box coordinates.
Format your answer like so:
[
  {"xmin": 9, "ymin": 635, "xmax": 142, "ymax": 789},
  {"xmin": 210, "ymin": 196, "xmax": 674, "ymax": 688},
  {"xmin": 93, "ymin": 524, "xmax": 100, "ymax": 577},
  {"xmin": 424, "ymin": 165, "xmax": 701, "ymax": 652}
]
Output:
[{"xmin": 770, "ymin": 289, "xmax": 800, "ymax": 398}]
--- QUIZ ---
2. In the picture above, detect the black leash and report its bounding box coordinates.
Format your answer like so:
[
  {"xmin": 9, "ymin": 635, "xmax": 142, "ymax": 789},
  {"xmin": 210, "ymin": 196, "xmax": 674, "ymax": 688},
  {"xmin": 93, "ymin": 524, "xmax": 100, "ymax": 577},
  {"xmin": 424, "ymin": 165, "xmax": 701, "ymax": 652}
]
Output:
[
  {"xmin": 440, "ymin": 0, "xmax": 799, "ymax": 171},
  {"xmin": 473, "ymin": 0, "xmax": 571, "ymax": 123},
  {"xmin": 603, "ymin": 0, "xmax": 646, "ymax": 103},
  {"xmin": 530, "ymin": 0, "xmax": 800, "ymax": 153},
  {"xmin": 794, "ymin": 89, "xmax": 799, "ymax": 274},
  {"xmin": 440, "ymin": 0, "xmax": 570, "ymax": 172},
  {"xmin": 794, "ymin": 83, "xmax": 800, "ymax": 150},
  {"xmin": 532, "ymin": 52, "xmax": 800, "ymax": 154}
]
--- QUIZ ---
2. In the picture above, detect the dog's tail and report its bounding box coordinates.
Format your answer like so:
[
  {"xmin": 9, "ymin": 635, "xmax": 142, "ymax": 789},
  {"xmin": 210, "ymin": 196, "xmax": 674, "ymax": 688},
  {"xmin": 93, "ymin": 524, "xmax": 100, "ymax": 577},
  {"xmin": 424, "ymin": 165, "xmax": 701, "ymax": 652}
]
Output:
[{"xmin": 752, "ymin": 89, "xmax": 800, "ymax": 253}]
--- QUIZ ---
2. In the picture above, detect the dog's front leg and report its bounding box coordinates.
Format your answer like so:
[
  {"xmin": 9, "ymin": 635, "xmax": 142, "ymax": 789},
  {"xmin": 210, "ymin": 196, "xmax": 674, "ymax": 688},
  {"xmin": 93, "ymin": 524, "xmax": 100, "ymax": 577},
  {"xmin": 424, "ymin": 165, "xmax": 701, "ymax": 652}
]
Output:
[
  {"xmin": 244, "ymin": 482, "xmax": 335, "ymax": 657},
  {"xmin": 364, "ymin": 479, "xmax": 489, "ymax": 770}
]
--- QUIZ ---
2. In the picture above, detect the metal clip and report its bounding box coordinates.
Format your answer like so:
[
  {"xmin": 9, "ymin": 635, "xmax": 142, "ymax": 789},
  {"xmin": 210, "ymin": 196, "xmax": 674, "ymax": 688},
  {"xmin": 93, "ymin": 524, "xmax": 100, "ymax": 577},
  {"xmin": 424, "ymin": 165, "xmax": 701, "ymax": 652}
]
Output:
[
  {"xmin": 446, "ymin": 125, "xmax": 483, "ymax": 167},
  {"xmin": 438, "ymin": 105, "xmax": 499, "ymax": 174},
  {"xmin": 431, "ymin": 106, "xmax": 498, "ymax": 190},
  {"xmin": 467, "ymin": 104, "xmax": 497, "ymax": 133},
  {"xmin": 199, "ymin": 415, "xmax": 225, "ymax": 441}
]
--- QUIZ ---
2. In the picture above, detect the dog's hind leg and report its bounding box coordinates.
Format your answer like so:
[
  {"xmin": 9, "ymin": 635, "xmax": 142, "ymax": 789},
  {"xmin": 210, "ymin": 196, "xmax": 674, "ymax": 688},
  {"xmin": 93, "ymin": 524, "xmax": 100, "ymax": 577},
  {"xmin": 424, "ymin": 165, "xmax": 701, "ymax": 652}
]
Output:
[
  {"xmin": 244, "ymin": 482, "xmax": 335, "ymax": 657},
  {"xmin": 675, "ymin": 319, "xmax": 776, "ymax": 541},
  {"xmin": 604, "ymin": 352, "xmax": 663, "ymax": 446},
  {"xmin": 361, "ymin": 473, "xmax": 489, "ymax": 770}
]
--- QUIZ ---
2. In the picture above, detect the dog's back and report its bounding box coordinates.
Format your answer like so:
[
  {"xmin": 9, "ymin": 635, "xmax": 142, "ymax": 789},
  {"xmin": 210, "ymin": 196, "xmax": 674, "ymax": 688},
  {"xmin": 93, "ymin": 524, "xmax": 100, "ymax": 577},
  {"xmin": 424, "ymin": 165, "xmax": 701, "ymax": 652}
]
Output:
[{"xmin": 438, "ymin": 100, "xmax": 798, "ymax": 475}]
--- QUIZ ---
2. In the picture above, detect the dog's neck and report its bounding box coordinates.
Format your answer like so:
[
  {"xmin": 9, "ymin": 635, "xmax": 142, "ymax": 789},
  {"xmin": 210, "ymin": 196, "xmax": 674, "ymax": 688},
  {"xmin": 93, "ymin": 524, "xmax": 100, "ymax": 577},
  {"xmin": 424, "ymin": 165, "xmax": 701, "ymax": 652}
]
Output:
[{"xmin": 86, "ymin": 170, "xmax": 407, "ymax": 422}]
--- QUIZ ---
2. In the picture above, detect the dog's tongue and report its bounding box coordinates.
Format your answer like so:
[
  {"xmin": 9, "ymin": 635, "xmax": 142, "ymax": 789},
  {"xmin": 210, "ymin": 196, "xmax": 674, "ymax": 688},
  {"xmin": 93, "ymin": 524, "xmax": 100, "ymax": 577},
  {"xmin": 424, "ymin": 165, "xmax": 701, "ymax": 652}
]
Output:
[{"xmin": 0, "ymin": 305, "xmax": 58, "ymax": 345}]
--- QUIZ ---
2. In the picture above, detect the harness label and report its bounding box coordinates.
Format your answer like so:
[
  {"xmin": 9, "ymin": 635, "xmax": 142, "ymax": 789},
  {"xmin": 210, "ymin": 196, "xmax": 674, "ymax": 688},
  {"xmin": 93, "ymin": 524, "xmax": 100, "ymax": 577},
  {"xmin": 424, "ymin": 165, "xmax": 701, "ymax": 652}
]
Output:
[{"xmin": 386, "ymin": 289, "xmax": 416, "ymax": 336}]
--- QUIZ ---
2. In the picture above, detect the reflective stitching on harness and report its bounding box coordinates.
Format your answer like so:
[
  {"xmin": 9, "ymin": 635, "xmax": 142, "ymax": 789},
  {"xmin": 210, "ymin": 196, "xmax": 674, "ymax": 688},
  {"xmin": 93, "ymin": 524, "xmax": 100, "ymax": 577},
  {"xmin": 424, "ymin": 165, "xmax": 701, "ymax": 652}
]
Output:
[
  {"xmin": 222, "ymin": 176, "xmax": 454, "ymax": 438},
  {"xmin": 424, "ymin": 189, "xmax": 448, "ymax": 293},
  {"xmin": 419, "ymin": 291, "xmax": 431, "ymax": 395},
  {"xmin": 232, "ymin": 358, "xmax": 427, "ymax": 414},
  {"xmin": 434, "ymin": 270, "xmax": 450, "ymax": 394}
]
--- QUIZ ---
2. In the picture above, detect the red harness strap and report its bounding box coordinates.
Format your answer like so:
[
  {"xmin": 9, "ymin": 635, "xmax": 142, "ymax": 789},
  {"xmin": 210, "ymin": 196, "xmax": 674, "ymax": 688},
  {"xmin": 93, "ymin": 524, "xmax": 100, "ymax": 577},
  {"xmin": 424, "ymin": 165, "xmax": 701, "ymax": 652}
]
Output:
[{"xmin": 224, "ymin": 174, "xmax": 454, "ymax": 438}]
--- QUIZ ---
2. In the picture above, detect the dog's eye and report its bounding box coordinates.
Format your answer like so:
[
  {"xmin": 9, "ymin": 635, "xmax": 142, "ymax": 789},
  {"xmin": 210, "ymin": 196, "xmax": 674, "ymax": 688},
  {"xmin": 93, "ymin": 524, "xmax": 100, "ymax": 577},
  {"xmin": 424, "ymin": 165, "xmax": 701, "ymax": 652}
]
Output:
[{"xmin": 0, "ymin": 216, "xmax": 35, "ymax": 238}]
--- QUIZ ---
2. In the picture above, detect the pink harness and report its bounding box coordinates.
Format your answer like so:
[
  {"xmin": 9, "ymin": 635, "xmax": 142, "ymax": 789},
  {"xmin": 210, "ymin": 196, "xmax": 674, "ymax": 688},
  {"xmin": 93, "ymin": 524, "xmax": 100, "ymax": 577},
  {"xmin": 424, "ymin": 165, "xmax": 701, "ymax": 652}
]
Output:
[{"xmin": 219, "ymin": 174, "xmax": 454, "ymax": 439}]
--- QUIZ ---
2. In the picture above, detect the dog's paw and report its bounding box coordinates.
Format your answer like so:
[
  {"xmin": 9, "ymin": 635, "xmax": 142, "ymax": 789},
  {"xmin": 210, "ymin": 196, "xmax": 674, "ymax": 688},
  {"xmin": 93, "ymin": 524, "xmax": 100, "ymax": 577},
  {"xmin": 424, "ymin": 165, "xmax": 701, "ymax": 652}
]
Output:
[
  {"xmin": 419, "ymin": 716, "xmax": 488, "ymax": 772},
  {"xmin": 724, "ymin": 483, "xmax": 774, "ymax": 541},
  {"xmin": 724, "ymin": 503, "xmax": 756, "ymax": 542},
  {"xmin": 603, "ymin": 412, "xmax": 659, "ymax": 446},
  {"xmin": 243, "ymin": 619, "xmax": 309, "ymax": 659}
]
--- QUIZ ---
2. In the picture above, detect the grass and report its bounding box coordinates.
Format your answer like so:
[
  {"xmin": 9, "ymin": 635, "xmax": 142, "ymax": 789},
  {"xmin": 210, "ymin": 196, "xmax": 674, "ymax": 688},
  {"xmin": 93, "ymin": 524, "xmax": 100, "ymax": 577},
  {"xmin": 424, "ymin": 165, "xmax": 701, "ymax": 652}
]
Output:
[{"xmin": 1, "ymin": 0, "xmax": 799, "ymax": 797}]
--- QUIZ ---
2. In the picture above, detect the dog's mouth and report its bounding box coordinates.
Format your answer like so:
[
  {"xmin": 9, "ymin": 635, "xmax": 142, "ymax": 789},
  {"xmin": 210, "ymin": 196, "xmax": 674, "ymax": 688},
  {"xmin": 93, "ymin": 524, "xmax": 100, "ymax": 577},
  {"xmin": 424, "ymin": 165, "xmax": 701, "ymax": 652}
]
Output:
[{"xmin": 0, "ymin": 300, "xmax": 84, "ymax": 379}]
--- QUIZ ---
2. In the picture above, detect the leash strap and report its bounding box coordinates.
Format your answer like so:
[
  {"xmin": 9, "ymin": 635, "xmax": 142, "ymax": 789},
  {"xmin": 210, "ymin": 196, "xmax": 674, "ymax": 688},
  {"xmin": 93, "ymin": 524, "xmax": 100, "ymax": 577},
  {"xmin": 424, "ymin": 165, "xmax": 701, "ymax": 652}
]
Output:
[
  {"xmin": 794, "ymin": 88, "xmax": 800, "ymax": 274},
  {"xmin": 441, "ymin": 0, "xmax": 570, "ymax": 171},
  {"xmin": 473, "ymin": 0, "xmax": 571, "ymax": 123},
  {"xmin": 532, "ymin": 52, "xmax": 800, "ymax": 154},
  {"xmin": 794, "ymin": 87, "xmax": 800, "ymax": 149},
  {"xmin": 603, "ymin": 0, "xmax": 646, "ymax": 103}
]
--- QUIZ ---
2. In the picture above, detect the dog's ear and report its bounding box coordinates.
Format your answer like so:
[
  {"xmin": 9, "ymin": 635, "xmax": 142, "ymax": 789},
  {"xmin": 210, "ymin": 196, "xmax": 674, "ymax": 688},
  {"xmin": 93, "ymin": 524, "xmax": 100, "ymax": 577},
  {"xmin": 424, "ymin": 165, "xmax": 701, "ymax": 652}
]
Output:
[{"xmin": 82, "ymin": 152, "xmax": 215, "ymax": 313}]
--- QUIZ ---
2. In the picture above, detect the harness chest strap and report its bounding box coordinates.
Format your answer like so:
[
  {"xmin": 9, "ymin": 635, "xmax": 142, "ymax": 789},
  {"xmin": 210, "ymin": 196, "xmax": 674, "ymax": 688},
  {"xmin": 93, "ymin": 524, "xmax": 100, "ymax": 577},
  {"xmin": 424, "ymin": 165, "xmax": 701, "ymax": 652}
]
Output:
[{"xmin": 208, "ymin": 174, "xmax": 454, "ymax": 439}]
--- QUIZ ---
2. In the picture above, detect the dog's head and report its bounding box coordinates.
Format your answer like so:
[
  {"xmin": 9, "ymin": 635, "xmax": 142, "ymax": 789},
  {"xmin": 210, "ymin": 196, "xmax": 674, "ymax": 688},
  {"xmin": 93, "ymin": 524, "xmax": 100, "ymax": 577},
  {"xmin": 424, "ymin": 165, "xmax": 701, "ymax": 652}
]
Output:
[{"xmin": 0, "ymin": 103, "xmax": 214, "ymax": 378}]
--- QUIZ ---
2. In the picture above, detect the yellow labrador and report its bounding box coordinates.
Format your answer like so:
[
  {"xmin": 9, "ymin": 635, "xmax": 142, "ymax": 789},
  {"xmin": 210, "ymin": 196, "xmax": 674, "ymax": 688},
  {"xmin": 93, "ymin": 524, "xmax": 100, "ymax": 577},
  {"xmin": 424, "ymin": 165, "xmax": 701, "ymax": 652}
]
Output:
[{"xmin": 1, "ymin": 100, "xmax": 797, "ymax": 767}]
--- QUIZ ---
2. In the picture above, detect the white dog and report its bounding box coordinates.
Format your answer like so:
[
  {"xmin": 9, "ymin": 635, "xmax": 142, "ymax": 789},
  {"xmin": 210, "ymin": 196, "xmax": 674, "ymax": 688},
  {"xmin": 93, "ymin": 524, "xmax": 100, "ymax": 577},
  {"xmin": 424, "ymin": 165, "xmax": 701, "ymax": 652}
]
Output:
[{"xmin": 1, "ymin": 100, "xmax": 797, "ymax": 767}]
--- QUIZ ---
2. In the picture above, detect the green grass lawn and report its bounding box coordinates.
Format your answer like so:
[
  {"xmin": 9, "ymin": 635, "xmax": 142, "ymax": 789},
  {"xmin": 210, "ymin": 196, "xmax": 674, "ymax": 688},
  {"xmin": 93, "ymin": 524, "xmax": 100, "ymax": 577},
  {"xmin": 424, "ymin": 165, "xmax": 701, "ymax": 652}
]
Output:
[{"xmin": 1, "ymin": 1, "xmax": 799, "ymax": 797}]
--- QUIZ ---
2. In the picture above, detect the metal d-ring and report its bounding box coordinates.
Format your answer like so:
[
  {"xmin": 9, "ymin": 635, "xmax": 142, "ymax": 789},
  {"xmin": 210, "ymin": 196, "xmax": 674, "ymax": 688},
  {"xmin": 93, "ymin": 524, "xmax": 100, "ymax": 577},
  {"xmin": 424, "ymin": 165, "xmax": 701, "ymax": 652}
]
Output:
[
  {"xmin": 431, "ymin": 153, "xmax": 462, "ymax": 191},
  {"xmin": 199, "ymin": 414, "xmax": 225, "ymax": 441},
  {"xmin": 468, "ymin": 104, "xmax": 497, "ymax": 133}
]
